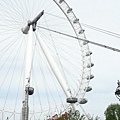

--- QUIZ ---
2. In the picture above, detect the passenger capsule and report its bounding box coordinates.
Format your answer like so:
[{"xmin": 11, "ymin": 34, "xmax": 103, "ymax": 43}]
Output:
[
  {"xmin": 86, "ymin": 51, "xmax": 92, "ymax": 56},
  {"xmin": 79, "ymin": 29, "xmax": 85, "ymax": 34},
  {"xmin": 67, "ymin": 8, "xmax": 72, "ymax": 13},
  {"xmin": 73, "ymin": 18, "xmax": 79, "ymax": 23},
  {"xmin": 87, "ymin": 74, "xmax": 94, "ymax": 80},
  {"xmin": 79, "ymin": 98, "xmax": 88, "ymax": 104},
  {"xmin": 67, "ymin": 97, "xmax": 78, "ymax": 103},
  {"xmin": 83, "ymin": 41, "xmax": 88, "ymax": 45},
  {"xmin": 28, "ymin": 87, "xmax": 34, "ymax": 95},
  {"xmin": 87, "ymin": 63, "xmax": 94, "ymax": 68},
  {"xmin": 85, "ymin": 86, "xmax": 92, "ymax": 92},
  {"xmin": 59, "ymin": 0, "xmax": 64, "ymax": 4}
]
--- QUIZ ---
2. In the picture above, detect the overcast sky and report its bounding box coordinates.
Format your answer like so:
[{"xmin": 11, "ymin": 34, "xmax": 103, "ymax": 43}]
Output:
[{"xmin": 67, "ymin": 0, "xmax": 120, "ymax": 119}]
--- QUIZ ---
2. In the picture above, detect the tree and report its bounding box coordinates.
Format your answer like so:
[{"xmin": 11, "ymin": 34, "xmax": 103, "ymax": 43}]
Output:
[
  {"xmin": 104, "ymin": 103, "xmax": 120, "ymax": 120},
  {"xmin": 47, "ymin": 108, "xmax": 101, "ymax": 120},
  {"xmin": 67, "ymin": 109, "xmax": 85, "ymax": 120},
  {"xmin": 49, "ymin": 109, "xmax": 87, "ymax": 120}
]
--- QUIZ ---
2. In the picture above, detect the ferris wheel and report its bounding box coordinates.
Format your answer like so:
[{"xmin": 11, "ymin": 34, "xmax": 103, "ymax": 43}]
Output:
[{"xmin": 0, "ymin": 0, "xmax": 94, "ymax": 119}]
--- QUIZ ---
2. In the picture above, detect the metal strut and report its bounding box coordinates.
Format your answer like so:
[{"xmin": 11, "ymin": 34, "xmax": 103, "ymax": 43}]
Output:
[{"xmin": 21, "ymin": 10, "xmax": 44, "ymax": 120}]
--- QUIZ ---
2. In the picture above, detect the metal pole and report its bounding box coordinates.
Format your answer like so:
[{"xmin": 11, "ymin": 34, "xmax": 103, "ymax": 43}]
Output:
[
  {"xmin": 22, "ymin": 26, "xmax": 35, "ymax": 120},
  {"xmin": 35, "ymin": 32, "xmax": 77, "ymax": 110}
]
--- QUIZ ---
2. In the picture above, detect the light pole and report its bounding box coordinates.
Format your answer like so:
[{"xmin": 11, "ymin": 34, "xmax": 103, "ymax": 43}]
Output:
[{"xmin": 115, "ymin": 80, "xmax": 120, "ymax": 100}]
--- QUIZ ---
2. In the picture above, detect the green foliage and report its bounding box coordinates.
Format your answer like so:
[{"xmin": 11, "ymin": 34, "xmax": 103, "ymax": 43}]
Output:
[
  {"xmin": 48, "ymin": 108, "xmax": 101, "ymax": 120},
  {"xmin": 104, "ymin": 103, "xmax": 120, "ymax": 120},
  {"xmin": 67, "ymin": 109, "xmax": 86, "ymax": 120}
]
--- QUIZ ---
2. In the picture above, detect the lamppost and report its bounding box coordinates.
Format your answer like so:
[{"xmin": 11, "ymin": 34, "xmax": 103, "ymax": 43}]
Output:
[{"xmin": 115, "ymin": 80, "xmax": 120, "ymax": 100}]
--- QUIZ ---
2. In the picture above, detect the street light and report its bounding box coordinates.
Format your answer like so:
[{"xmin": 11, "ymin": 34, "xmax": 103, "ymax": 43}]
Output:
[{"xmin": 115, "ymin": 80, "xmax": 120, "ymax": 100}]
